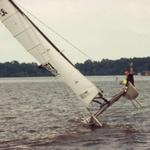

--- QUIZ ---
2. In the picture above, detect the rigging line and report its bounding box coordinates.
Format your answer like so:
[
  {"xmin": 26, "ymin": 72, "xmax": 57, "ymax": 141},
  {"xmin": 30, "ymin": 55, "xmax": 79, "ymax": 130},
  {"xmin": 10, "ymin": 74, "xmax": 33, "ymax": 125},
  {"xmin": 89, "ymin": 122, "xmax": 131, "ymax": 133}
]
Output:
[{"xmin": 15, "ymin": 2, "xmax": 93, "ymax": 61}]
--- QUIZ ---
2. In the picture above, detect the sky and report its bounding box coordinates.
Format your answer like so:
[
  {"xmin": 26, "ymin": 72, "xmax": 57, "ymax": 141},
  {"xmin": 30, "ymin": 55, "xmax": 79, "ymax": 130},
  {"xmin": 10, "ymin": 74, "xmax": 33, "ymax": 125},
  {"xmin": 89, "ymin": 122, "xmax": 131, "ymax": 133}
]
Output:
[{"xmin": 0, "ymin": 0, "xmax": 150, "ymax": 64}]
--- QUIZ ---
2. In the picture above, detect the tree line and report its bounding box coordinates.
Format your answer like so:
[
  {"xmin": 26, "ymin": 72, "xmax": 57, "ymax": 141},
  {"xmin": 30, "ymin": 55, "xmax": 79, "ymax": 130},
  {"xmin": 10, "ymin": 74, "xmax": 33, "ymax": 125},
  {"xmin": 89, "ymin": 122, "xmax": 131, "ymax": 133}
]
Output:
[
  {"xmin": 0, "ymin": 61, "xmax": 50, "ymax": 77},
  {"xmin": 0, "ymin": 57, "xmax": 150, "ymax": 77},
  {"xmin": 76, "ymin": 57, "xmax": 150, "ymax": 75}
]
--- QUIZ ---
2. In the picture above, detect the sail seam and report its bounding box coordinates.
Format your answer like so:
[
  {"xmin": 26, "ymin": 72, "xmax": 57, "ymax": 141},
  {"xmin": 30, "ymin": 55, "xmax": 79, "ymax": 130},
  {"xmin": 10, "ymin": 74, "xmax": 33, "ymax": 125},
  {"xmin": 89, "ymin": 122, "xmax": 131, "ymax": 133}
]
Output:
[
  {"xmin": 27, "ymin": 43, "xmax": 41, "ymax": 52},
  {"xmin": 14, "ymin": 27, "xmax": 32, "ymax": 37},
  {"xmin": 1, "ymin": 11, "xmax": 18, "ymax": 23},
  {"xmin": 81, "ymin": 85, "xmax": 99, "ymax": 92},
  {"xmin": 41, "ymin": 49, "xmax": 50, "ymax": 55}
]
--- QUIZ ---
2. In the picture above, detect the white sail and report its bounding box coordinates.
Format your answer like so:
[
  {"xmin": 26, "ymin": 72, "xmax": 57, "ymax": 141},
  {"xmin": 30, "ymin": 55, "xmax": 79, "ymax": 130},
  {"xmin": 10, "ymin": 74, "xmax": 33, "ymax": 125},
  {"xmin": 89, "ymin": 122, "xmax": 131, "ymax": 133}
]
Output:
[{"xmin": 0, "ymin": 0, "xmax": 102, "ymax": 106}]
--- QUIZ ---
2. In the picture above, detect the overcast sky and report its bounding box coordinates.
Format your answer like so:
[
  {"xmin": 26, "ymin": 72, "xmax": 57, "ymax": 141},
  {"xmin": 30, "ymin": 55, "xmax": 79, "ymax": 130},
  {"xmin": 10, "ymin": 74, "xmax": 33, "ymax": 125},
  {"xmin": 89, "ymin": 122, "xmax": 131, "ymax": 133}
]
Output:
[{"xmin": 0, "ymin": 0, "xmax": 150, "ymax": 63}]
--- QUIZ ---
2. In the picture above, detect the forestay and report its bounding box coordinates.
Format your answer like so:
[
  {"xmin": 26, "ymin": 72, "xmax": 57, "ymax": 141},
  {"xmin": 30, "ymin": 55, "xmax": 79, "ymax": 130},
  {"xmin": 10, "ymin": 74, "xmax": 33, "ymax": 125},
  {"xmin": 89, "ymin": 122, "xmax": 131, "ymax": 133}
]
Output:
[{"xmin": 0, "ymin": 0, "xmax": 102, "ymax": 106}]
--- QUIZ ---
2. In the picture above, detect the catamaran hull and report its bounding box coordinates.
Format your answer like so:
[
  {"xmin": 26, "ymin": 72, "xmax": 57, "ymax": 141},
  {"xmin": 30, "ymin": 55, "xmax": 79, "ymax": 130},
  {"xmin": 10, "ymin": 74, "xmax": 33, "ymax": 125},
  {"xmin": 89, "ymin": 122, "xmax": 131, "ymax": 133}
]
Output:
[{"xmin": 81, "ymin": 116, "xmax": 102, "ymax": 128}]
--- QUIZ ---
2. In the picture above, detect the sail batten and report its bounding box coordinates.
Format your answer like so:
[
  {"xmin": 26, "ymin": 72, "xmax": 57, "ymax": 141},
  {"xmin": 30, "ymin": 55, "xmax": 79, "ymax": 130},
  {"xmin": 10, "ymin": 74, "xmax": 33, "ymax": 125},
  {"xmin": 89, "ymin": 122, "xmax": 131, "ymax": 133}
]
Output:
[
  {"xmin": 0, "ymin": 0, "xmax": 102, "ymax": 106},
  {"xmin": 27, "ymin": 44, "xmax": 42, "ymax": 52},
  {"xmin": 14, "ymin": 27, "xmax": 31, "ymax": 38}
]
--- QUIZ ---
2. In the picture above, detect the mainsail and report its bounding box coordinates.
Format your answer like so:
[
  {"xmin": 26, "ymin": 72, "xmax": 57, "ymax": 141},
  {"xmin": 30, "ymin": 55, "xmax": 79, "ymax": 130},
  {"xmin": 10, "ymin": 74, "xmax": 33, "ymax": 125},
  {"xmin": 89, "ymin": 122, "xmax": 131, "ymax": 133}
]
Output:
[{"xmin": 0, "ymin": 0, "xmax": 102, "ymax": 106}]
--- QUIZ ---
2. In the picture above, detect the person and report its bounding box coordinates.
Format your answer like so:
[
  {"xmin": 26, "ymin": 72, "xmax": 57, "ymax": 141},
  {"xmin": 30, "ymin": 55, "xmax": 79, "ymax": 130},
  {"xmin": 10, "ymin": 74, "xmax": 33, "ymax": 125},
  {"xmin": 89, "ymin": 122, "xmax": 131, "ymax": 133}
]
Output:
[{"xmin": 124, "ymin": 63, "xmax": 134, "ymax": 86}]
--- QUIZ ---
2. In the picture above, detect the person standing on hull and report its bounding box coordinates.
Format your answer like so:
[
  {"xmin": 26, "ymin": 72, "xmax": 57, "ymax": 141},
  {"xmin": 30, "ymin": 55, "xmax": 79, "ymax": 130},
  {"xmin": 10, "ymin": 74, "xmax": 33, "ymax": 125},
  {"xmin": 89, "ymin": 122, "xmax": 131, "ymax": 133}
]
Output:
[{"xmin": 124, "ymin": 62, "xmax": 135, "ymax": 86}]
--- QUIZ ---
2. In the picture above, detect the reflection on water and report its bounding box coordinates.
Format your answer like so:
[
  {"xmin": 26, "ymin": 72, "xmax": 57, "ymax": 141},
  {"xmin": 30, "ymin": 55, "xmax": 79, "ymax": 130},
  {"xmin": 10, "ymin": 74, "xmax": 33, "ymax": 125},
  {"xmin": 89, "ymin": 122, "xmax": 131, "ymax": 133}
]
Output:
[{"xmin": 0, "ymin": 76, "xmax": 149, "ymax": 149}]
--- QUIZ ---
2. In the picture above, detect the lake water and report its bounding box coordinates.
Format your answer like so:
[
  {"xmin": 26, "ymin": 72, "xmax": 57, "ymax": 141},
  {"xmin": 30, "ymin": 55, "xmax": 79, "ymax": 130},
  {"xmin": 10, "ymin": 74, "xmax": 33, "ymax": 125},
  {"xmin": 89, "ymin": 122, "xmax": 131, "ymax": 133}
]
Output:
[{"xmin": 0, "ymin": 76, "xmax": 149, "ymax": 150}]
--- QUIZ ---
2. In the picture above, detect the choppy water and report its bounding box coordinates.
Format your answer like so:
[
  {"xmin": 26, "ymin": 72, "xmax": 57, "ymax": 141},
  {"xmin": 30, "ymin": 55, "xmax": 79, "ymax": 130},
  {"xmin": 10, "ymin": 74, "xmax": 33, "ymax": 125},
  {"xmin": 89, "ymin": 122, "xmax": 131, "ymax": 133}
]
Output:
[{"xmin": 0, "ymin": 76, "xmax": 149, "ymax": 150}]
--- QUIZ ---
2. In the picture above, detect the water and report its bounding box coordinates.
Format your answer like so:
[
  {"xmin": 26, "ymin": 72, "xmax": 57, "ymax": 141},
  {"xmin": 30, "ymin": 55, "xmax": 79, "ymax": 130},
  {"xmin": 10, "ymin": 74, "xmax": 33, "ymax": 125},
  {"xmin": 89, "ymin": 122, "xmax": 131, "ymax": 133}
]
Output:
[{"xmin": 0, "ymin": 76, "xmax": 149, "ymax": 150}]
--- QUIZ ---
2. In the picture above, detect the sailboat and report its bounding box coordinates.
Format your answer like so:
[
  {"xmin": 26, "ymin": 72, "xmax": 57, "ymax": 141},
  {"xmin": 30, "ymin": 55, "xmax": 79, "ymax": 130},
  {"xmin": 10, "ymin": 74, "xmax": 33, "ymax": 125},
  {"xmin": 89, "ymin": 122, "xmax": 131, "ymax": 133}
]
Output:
[{"xmin": 0, "ymin": 0, "xmax": 139, "ymax": 127}]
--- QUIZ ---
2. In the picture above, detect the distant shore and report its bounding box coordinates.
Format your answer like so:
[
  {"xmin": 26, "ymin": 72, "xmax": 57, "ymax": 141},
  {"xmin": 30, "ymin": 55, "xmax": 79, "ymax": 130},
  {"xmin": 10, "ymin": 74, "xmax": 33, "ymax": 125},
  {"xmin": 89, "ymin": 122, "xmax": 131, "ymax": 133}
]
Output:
[{"xmin": 0, "ymin": 57, "xmax": 149, "ymax": 77}]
